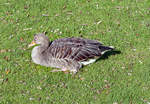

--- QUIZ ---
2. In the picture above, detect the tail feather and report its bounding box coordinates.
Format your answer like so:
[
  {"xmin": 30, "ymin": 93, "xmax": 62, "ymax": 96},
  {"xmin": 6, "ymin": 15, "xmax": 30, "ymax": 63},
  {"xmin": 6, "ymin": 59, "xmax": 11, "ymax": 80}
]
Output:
[{"xmin": 99, "ymin": 45, "xmax": 114, "ymax": 55}]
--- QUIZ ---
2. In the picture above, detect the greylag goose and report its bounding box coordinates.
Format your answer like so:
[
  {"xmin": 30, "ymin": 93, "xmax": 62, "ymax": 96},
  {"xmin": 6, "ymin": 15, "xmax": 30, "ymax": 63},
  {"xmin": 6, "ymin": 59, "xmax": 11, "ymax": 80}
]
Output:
[{"xmin": 29, "ymin": 33, "xmax": 114, "ymax": 74}]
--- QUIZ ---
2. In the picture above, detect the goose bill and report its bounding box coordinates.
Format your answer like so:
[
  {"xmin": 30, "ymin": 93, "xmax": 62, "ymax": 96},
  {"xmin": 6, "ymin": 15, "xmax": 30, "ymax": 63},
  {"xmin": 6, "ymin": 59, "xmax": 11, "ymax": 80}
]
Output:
[{"xmin": 28, "ymin": 41, "xmax": 36, "ymax": 47}]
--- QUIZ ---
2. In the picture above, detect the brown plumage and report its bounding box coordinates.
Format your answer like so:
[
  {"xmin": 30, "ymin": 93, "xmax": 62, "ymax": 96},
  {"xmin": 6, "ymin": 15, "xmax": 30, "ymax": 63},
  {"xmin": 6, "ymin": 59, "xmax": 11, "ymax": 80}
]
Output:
[{"xmin": 29, "ymin": 33, "xmax": 114, "ymax": 74}]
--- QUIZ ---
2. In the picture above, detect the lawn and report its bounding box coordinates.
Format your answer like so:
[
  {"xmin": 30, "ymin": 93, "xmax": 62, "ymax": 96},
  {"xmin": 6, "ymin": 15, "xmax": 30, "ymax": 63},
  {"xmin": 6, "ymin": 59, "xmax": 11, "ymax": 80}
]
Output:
[{"xmin": 0, "ymin": 0, "xmax": 150, "ymax": 103}]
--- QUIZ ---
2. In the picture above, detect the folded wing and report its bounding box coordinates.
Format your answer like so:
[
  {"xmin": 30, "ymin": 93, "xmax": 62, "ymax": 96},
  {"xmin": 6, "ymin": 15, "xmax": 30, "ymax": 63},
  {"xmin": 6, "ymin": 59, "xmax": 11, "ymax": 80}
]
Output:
[{"xmin": 47, "ymin": 37, "xmax": 111, "ymax": 62}]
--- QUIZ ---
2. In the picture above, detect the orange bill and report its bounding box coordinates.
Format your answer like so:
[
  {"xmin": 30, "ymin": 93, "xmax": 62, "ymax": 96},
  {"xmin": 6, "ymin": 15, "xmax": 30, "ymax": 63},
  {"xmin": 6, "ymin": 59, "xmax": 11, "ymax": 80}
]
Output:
[{"xmin": 28, "ymin": 40, "xmax": 36, "ymax": 48}]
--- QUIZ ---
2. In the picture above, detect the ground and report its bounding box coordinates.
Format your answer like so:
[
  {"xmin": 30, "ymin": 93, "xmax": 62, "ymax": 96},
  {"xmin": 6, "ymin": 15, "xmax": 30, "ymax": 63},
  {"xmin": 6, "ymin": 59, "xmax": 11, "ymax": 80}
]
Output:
[{"xmin": 0, "ymin": 0, "xmax": 150, "ymax": 103}]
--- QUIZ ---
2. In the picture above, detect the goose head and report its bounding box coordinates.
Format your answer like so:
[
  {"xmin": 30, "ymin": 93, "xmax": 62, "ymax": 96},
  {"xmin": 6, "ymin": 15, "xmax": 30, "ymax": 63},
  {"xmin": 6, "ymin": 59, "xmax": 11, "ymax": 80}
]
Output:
[{"xmin": 28, "ymin": 33, "xmax": 50, "ymax": 48}]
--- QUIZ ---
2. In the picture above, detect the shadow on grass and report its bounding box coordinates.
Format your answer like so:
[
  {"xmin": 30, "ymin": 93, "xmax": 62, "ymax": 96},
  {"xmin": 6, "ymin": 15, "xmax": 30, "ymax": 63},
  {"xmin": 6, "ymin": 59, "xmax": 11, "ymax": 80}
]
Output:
[
  {"xmin": 98, "ymin": 50, "xmax": 121, "ymax": 60},
  {"xmin": 77, "ymin": 50, "xmax": 121, "ymax": 74}
]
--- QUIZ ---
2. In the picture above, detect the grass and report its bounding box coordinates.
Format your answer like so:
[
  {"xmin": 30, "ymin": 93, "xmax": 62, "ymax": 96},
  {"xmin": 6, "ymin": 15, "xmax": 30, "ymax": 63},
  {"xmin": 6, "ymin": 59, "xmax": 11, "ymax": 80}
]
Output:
[{"xmin": 0, "ymin": 0, "xmax": 150, "ymax": 103}]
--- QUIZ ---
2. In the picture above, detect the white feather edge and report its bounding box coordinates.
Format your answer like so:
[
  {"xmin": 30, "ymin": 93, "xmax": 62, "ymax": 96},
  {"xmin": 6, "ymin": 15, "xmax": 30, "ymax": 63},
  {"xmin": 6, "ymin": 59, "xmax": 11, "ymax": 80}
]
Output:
[
  {"xmin": 80, "ymin": 46, "xmax": 114, "ymax": 65},
  {"xmin": 81, "ymin": 59, "xmax": 97, "ymax": 65},
  {"xmin": 109, "ymin": 46, "xmax": 114, "ymax": 49},
  {"xmin": 101, "ymin": 46, "xmax": 114, "ymax": 55}
]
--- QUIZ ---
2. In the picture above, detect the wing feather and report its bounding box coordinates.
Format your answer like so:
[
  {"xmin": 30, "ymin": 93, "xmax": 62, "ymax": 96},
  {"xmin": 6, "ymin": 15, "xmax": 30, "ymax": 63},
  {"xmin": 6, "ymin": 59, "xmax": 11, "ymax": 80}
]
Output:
[{"xmin": 47, "ymin": 37, "xmax": 104, "ymax": 62}]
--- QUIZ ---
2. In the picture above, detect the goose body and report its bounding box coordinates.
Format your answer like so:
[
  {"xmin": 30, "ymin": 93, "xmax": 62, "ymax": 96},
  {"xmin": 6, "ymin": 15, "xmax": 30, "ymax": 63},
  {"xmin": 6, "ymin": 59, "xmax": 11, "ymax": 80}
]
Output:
[{"xmin": 29, "ymin": 33, "xmax": 114, "ymax": 74}]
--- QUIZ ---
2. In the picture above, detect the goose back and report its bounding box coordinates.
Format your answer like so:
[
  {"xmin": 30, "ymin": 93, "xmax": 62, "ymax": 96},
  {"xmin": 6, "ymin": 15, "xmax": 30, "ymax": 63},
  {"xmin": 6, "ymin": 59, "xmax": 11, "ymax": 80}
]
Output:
[{"xmin": 44, "ymin": 37, "xmax": 112, "ymax": 62}]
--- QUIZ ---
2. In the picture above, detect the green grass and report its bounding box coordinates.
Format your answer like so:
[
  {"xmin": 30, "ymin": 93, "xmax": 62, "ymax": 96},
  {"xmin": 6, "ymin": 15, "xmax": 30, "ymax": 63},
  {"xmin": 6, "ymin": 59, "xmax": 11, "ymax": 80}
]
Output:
[{"xmin": 0, "ymin": 0, "xmax": 150, "ymax": 103}]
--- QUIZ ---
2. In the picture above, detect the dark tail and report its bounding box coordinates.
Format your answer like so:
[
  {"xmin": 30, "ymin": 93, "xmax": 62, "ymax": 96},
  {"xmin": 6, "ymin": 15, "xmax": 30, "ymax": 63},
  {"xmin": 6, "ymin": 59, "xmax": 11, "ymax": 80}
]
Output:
[{"xmin": 99, "ymin": 46, "xmax": 114, "ymax": 54}]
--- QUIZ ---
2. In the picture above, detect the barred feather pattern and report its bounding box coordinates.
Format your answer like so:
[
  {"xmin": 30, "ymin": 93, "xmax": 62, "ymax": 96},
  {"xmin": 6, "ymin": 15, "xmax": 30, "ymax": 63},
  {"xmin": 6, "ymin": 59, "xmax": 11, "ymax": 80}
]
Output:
[
  {"xmin": 48, "ymin": 37, "xmax": 103, "ymax": 61},
  {"xmin": 31, "ymin": 35, "xmax": 113, "ymax": 73},
  {"xmin": 39, "ymin": 37, "xmax": 113, "ymax": 71}
]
